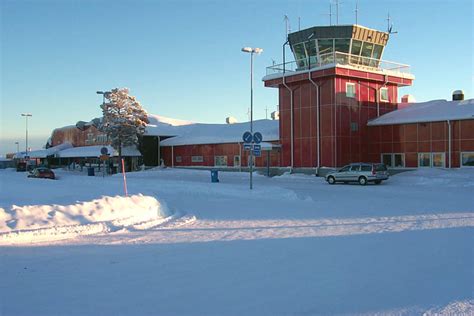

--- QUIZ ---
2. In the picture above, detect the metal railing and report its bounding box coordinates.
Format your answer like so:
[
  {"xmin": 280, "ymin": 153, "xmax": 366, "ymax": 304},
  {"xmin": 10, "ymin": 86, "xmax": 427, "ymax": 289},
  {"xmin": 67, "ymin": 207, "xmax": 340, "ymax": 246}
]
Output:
[{"xmin": 266, "ymin": 52, "xmax": 411, "ymax": 76}]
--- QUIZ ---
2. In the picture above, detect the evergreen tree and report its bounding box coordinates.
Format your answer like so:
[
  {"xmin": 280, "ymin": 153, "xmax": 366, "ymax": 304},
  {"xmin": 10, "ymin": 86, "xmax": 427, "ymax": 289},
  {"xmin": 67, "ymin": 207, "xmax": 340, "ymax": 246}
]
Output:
[{"xmin": 100, "ymin": 88, "xmax": 149, "ymax": 165}]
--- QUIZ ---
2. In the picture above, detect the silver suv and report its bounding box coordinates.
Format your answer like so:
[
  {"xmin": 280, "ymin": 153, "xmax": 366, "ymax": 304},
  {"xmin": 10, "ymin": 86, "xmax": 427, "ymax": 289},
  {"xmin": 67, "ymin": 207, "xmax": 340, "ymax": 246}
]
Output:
[{"xmin": 325, "ymin": 163, "xmax": 389, "ymax": 185}]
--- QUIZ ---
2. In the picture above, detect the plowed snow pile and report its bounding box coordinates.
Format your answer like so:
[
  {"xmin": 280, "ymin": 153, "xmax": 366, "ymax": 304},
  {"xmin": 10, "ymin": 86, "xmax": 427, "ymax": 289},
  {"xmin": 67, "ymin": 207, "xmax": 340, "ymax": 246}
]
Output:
[{"xmin": 0, "ymin": 194, "xmax": 170, "ymax": 244}]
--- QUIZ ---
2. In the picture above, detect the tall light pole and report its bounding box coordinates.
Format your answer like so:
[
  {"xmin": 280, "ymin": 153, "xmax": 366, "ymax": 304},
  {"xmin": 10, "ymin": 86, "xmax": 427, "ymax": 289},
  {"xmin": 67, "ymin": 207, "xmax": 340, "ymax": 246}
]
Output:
[
  {"xmin": 241, "ymin": 46, "xmax": 263, "ymax": 190},
  {"xmin": 96, "ymin": 91, "xmax": 107, "ymax": 106},
  {"xmin": 15, "ymin": 142, "xmax": 19, "ymax": 157},
  {"xmin": 21, "ymin": 113, "xmax": 32, "ymax": 157}
]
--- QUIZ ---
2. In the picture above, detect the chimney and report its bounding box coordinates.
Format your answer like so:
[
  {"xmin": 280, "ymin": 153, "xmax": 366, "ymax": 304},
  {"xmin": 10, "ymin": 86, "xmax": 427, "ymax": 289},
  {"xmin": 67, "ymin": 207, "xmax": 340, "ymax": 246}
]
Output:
[{"xmin": 452, "ymin": 90, "xmax": 464, "ymax": 101}]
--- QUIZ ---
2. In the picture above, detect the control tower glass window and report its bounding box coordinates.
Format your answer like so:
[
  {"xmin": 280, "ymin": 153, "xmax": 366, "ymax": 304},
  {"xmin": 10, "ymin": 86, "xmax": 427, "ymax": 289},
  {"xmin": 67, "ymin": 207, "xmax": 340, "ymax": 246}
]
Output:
[
  {"xmin": 361, "ymin": 42, "xmax": 374, "ymax": 66},
  {"xmin": 293, "ymin": 43, "xmax": 307, "ymax": 68},
  {"xmin": 318, "ymin": 39, "xmax": 334, "ymax": 63},
  {"xmin": 304, "ymin": 40, "xmax": 318, "ymax": 67},
  {"xmin": 335, "ymin": 39, "xmax": 350, "ymax": 63}
]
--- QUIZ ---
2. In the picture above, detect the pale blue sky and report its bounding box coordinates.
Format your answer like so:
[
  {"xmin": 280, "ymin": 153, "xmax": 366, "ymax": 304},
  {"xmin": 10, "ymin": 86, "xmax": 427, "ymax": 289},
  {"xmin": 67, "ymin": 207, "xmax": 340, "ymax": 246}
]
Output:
[{"xmin": 1, "ymin": 0, "xmax": 473, "ymax": 155}]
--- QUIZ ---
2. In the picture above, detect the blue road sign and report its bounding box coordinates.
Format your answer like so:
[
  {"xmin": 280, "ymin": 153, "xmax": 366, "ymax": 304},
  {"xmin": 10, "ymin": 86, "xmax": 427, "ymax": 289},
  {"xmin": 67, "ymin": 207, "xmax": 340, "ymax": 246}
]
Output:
[
  {"xmin": 253, "ymin": 132, "xmax": 263, "ymax": 144},
  {"xmin": 242, "ymin": 131, "xmax": 253, "ymax": 143},
  {"xmin": 253, "ymin": 144, "xmax": 261, "ymax": 151},
  {"xmin": 244, "ymin": 144, "xmax": 252, "ymax": 151},
  {"xmin": 253, "ymin": 149, "xmax": 261, "ymax": 157}
]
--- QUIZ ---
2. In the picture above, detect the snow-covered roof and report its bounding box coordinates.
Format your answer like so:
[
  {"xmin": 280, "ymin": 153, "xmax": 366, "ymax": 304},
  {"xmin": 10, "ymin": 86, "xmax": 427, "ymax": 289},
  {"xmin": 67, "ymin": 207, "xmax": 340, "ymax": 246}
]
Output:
[
  {"xmin": 57, "ymin": 145, "xmax": 141, "ymax": 158},
  {"xmin": 159, "ymin": 119, "xmax": 279, "ymax": 147},
  {"xmin": 368, "ymin": 99, "xmax": 474, "ymax": 126},
  {"xmin": 145, "ymin": 114, "xmax": 195, "ymax": 137},
  {"xmin": 27, "ymin": 143, "xmax": 73, "ymax": 158}
]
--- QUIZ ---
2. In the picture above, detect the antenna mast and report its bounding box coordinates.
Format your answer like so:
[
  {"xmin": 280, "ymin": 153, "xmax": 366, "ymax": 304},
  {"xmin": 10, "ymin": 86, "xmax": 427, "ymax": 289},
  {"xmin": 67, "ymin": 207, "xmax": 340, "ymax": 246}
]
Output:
[
  {"xmin": 329, "ymin": 3, "xmax": 333, "ymax": 25},
  {"xmin": 284, "ymin": 15, "xmax": 291, "ymax": 38},
  {"xmin": 355, "ymin": 1, "xmax": 359, "ymax": 25}
]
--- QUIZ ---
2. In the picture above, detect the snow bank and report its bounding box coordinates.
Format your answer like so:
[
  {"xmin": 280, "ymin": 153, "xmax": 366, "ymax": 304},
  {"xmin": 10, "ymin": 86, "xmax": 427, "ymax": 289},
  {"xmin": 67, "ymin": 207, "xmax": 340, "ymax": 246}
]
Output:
[{"xmin": 0, "ymin": 194, "xmax": 171, "ymax": 244}]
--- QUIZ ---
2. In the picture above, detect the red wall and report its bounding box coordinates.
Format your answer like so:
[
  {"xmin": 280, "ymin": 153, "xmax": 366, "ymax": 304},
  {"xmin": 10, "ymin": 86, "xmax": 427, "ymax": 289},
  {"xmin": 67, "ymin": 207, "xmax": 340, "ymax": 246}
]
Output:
[
  {"xmin": 161, "ymin": 143, "xmax": 281, "ymax": 168},
  {"xmin": 370, "ymin": 120, "xmax": 474, "ymax": 168}
]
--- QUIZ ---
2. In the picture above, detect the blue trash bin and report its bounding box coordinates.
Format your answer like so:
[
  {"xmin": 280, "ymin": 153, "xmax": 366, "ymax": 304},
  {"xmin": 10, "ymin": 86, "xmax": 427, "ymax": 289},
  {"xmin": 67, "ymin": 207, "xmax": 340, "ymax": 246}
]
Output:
[
  {"xmin": 211, "ymin": 169, "xmax": 219, "ymax": 183},
  {"xmin": 87, "ymin": 167, "xmax": 95, "ymax": 176}
]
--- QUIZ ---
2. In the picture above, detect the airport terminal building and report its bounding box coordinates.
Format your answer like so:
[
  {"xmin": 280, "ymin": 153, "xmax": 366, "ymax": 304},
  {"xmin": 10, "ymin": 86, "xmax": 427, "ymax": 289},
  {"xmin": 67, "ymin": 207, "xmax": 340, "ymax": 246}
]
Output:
[{"xmin": 23, "ymin": 24, "xmax": 474, "ymax": 171}]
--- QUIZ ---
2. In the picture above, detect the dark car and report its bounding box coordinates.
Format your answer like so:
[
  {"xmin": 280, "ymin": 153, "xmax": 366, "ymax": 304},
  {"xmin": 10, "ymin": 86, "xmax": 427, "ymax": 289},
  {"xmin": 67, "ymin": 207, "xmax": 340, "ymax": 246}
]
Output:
[
  {"xmin": 28, "ymin": 167, "xmax": 56, "ymax": 180},
  {"xmin": 325, "ymin": 163, "xmax": 389, "ymax": 185}
]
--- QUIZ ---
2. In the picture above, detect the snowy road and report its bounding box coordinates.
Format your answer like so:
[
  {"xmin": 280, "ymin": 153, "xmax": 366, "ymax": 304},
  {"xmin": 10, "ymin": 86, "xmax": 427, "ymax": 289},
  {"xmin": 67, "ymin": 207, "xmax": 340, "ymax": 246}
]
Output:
[{"xmin": 0, "ymin": 167, "xmax": 473, "ymax": 315}]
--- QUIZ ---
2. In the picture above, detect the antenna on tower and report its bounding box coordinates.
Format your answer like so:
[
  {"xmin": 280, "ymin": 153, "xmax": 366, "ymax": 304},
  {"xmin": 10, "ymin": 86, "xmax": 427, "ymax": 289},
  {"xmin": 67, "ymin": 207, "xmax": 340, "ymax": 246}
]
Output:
[
  {"xmin": 386, "ymin": 12, "xmax": 398, "ymax": 34},
  {"xmin": 322, "ymin": 3, "xmax": 333, "ymax": 26},
  {"xmin": 355, "ymin": 0, "xmax": 359, "ymax": 25},
  {"xmin": 284, "ymin": 15, "xmax": 291, "ymax": 38},
  {"xmin": 334, "ymin": 0, "xmax": 342, "ymax": 25},
  {"xmin": 298, "ymin": 17, "xmax": 301, "ymax": 31}
]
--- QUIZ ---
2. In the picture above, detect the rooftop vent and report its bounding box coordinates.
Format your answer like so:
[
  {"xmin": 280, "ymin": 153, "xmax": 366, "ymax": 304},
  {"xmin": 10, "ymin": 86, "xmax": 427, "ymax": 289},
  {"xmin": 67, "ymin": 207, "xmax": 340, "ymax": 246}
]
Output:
[
  {"xmin": 226, "ymin": 116, "xmax": 238, "ymax": 124},
  {"xmin": 452, "ymin": 90, "xmax": 464, "ymax": 101},
  {"xmin": 398, "ymin": 94, "xmax": 416, "ymax": 109},
  {"xmin": 271, "ymin": 111, "xmax": 279, "ymax": 120}
]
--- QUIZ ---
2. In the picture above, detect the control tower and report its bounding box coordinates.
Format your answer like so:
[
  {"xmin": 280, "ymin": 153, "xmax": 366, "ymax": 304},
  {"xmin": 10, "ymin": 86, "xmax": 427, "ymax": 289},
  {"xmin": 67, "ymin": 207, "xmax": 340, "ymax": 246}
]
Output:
[{"xmin": 263, "ymin": 24, "xmax": 414, "ymax": 169}]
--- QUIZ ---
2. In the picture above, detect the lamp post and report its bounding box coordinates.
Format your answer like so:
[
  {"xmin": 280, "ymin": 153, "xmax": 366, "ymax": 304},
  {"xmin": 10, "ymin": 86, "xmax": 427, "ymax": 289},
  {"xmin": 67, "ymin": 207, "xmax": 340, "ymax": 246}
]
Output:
[
  {"xmin": 21, "ymin": 113, "xmax": 32, "ymax": 158},
  {"xmin": 241, "ymin": 46, "xmax": 263, "ymax": 190}
]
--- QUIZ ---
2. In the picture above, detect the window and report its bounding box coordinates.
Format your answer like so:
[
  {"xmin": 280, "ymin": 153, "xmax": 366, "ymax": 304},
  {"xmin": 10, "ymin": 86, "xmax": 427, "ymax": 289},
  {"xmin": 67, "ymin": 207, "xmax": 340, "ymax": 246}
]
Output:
[
  {"xmin": 361, "ymin": 165, "xmax": 372, "ymax": 172},
  {"xmin": 432, "ymin": 153, "xmax": 445, "ymax": 168},
  {"xmin": 461, "ymin": 152, "xmax": 474, "ymax": 167},
  {"xmin": 334, "ymin": 39, "xmax": 350, "ymax": 53},
  {"xmin": 382, "ymin": 154, "xmax": 393, "ymax": 167},
  {"xmin": 418, "ymin": 153, "xmax": 431, "ymax": 167},
  {"xmin": 304, "ymin": 40, "xmax": 318, "ymax": 67},
  {"xmin": 293, "ymin": 43, "xmax": 307, "ymax": 68},
  {"xmin": 175, "ymin": 156, "xmax": 182, "ymax": 163},
  {"xmin": 350, "ymin": 122, "xmax": 359, "ymax": 132},
  {"xmin": 350, "ymin": 165, "xmax": 360, "ymax": 172},
  {"xmin": 191, "ymin": 156, "xmax": 203, "ymax": 163},
  {"xmin": 339, "ymin": 165, "xmax": 350, "ymax": 172},
  {"xmin": 214, "ymin": 156, "xmax": 227, "ymax": 167},
  {"xmin": 393, "ymin": 154, "xmax": 405, "ymax": 167},
  {"xmin": 419, "ymin": 153, "xmax": 445, "ymax": 168},
  {"xmin": 382, "ymin": 153, "xmax": 405, "ymax": 168},
  {"xmin": 234, "ymin": 155, "xmax": 241, "ymax": 167},
  {"xmin": 350, "ymin": 40, "xmax": 363, "ymax": 55},
  {"xmin": 346, "ymin": 82, "xmax": 356, "ymax": 98},
  {"xmin": 380, "ymin": 87, "xmax": 389, "ymax": 102}
]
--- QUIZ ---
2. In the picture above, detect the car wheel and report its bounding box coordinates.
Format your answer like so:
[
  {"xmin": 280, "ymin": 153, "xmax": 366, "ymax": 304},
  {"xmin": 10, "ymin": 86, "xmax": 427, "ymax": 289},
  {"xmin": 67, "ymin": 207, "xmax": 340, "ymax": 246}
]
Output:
[
  {"xmin": 358, "ymin": 176, "xmax": 367, "ymax": 185},
  {"xmin": 327, "ymin": 176, "xmax": 336, "ymax": 185},
  {"xmin": 375, "ymin": 180, "xmax": 382, "ymax": 184}
]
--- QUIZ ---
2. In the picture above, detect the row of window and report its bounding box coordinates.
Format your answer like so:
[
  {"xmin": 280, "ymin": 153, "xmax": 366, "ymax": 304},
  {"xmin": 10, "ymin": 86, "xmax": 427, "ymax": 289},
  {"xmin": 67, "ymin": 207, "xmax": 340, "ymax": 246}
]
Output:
[
  {"xmin": 346, "ymin": 82, "xmax": 389, "ymax": 102},
  {"xmin": 292, "ymin": 38, "xmax": 384, "ymax": 68},
  {"xmin": 382, "ymin": 152, "xmax": 474, "ymax": 168},
  {"xmin": 175, "ymin": 155, "xmax": 242, "ymax": 167}
]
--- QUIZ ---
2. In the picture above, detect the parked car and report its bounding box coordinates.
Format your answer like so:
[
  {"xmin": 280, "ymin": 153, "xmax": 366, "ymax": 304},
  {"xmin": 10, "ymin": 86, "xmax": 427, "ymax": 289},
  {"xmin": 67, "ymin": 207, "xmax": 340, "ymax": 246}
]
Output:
[
  {"xmin": 27, "ymin": 167, "xmax": 56, "ymax": 180},
  {"xmin": 325, "ymin": 163, "xmax": 389, "ymax": 185}
]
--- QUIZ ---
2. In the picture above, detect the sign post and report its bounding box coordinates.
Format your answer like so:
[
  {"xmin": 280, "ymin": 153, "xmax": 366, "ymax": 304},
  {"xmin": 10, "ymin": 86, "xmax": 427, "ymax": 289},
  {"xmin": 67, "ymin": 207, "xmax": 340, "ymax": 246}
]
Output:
[
  {"xmin": 242, "ymin": 131, "xmax": 263, "ymax": 190},
  {"xmin": 121, "ymin": 158, "xmax": 128, "ymax": 197}
]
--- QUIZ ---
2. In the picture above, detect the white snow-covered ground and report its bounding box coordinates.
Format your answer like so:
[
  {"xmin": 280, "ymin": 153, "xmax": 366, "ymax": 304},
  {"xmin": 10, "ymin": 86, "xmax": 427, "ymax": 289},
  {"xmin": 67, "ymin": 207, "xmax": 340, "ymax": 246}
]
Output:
[{"xmin": 0, "ymin": 167, "xmax": 473, "ymax": 315}]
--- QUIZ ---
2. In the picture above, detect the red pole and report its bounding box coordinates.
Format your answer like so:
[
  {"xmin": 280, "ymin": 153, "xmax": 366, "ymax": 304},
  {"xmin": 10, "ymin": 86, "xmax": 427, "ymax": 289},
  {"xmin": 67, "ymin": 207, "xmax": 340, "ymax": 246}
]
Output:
[{"xmin": 121, "ymin": 158, "xmax": 128, "ymax": 196}]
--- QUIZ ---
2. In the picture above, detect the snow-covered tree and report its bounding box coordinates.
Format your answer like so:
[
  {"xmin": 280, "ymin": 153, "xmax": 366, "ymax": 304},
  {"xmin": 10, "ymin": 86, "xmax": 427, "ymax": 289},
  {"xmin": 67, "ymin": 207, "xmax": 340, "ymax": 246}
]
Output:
[{"xmin": 100, "ymin": 88, "xmax": 149, "ymax": 162}]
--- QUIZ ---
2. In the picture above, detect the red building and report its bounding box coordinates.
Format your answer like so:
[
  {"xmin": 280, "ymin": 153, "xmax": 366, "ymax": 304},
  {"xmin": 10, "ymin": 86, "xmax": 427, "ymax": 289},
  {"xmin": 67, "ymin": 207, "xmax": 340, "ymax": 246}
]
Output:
[{"xmin": 263, "ymin": 24, "xmax": 473, "ymax": 170}]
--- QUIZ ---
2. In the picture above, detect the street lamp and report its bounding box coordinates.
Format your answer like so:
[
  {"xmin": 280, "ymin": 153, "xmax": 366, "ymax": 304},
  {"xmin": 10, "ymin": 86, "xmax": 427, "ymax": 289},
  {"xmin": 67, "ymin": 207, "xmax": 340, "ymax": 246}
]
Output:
[
  {"xmin": 21, "ymin": 113, "xmax": 32, "ymax": 157},
  {"xmin": 241, "ymin": 46, "xmax": 263, "ymax": 190},
  {"xmin": 96, "ymin": 91, "xmax": 107, "ymax": 107}
]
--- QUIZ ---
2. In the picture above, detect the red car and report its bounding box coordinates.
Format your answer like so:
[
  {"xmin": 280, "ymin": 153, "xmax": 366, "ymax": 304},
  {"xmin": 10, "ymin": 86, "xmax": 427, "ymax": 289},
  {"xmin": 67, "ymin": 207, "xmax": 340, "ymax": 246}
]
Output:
[{"xmin": 28, "ymin": 167, "xmax": 56, "ymax": 180}]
